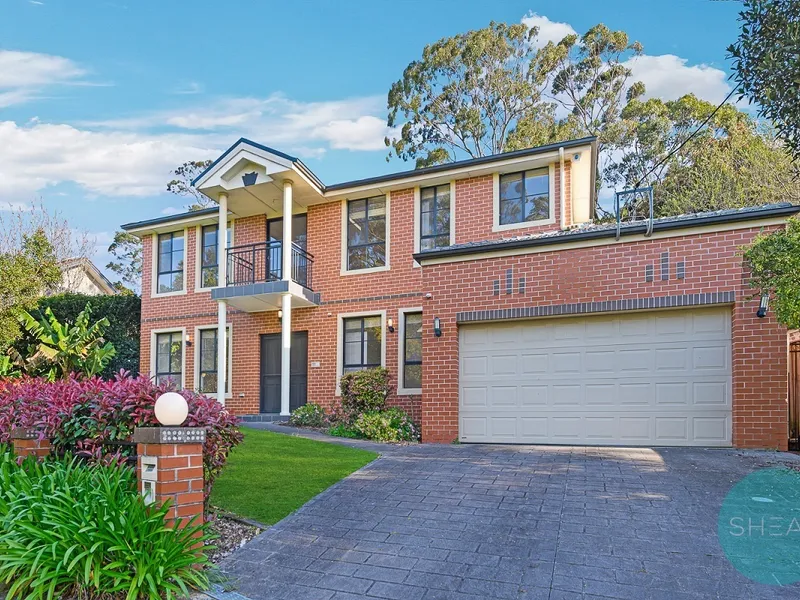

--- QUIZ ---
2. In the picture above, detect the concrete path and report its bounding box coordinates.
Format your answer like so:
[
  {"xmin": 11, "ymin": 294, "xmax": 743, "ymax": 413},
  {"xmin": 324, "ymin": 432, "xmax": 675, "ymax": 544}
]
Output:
[{"xmin": 219, "ymin": 436, "xmax": 800, "ymax": 600}]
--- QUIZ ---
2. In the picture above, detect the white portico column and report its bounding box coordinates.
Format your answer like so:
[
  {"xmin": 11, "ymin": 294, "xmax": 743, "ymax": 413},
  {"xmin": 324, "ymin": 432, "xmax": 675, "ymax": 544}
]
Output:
[
  {"xmin": 280, "ymin": 180, "xmax": 293, "ymax": 416},
  {"xmin": 217, "ymin": 192, "xmax": 228, "ymax": 406}
]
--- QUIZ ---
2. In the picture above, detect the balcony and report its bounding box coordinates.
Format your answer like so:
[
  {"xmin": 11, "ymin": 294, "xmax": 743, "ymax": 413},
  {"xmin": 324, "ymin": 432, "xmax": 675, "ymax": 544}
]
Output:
[
  {"xmin": 227, "ymin": 240, "xmax": 314, "ymax": 290},
  {"xmin": 210, "ymin": 241, "xmax": 320, "ymax": 312}
]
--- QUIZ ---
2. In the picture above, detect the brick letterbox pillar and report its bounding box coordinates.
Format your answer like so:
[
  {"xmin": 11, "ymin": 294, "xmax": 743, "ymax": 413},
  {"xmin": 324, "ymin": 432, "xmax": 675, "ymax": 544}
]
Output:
[
  {"xmin": 133, "ymin": 427, "xmax": 206, "ymax": 527},
  {"xmin": 10, "ymin": 427, "xmax": 50, "ymax": 459}
]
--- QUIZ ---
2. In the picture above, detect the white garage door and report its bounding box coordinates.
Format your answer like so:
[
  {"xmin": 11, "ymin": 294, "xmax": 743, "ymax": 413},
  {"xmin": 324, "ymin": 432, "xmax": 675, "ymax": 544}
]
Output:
[{"xmin": 459, "ymin": 308, "xmax": 732, "ymax": 446}]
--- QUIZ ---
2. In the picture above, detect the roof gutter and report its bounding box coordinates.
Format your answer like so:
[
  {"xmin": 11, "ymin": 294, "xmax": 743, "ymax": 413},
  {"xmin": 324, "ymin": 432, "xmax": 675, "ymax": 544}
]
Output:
[{"xmin": 413, "ymin": 204, "xmax": 800, "ymax": 263}]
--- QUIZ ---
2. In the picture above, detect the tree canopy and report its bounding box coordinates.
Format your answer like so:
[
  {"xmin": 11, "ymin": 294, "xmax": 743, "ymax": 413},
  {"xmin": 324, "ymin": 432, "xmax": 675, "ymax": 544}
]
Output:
[
  {"xmin": 167, "ymin": 160, "xmax": 215, "ymax": 211},
  {"xmin": 106, "ymin": 231, "xmax": 143, "ymax": 294},
  {"xmin": 729, "ymin": 0, "xmax": 800, "ymax": 163},
  {"xmin": 387, "ymin": 19, "xmax": 798, "ymax": 217},
  {"xmin": 386, "ymin": 21, "xmax": 642, "ymax": 168},
  {"xmin": 0, "ymin": 228, "xmax": 61, "ymax": 347}
]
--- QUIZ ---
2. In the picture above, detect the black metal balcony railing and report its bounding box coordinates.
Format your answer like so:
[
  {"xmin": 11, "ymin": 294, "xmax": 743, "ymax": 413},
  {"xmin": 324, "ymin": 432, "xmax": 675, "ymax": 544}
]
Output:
[{"xmin": 226, "ymin": 241, "xmax": 314, "ymax": 290}]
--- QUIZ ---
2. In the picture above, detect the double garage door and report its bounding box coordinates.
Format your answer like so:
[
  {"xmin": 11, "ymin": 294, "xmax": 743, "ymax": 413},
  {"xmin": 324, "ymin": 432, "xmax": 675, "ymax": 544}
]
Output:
[{"xmin": 459, "ymin": 307, "xmax": 732, "ymax": 446}]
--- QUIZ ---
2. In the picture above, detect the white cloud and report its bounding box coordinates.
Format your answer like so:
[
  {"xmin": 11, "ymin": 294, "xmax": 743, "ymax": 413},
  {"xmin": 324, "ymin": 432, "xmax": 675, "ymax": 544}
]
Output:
[
  {"xmin": 521, "ymin": 13, "xmax": 577, "ymax": 49},
  {"xmin": 0, "ymin": 121, "xmax": 216, "ymax": 198},
  {"xmin": 0, "ymin": 91, "xmax": 399, "ymax": 199},
  {"xmin": 0, "ymin": 50, "xmax": 87, "ymax": 106},
  {"xmin": 312, "ymin": 116, "xmax": 392, "ymax": 151},
  {"xmin": 624, "ymin": 54, "xmax": 733, "ymax": 103},
  {"xmin": 160, "ymin": 206, "xmax": 183, "ymax": 216},
  {"xmin": 84, "ymin": 93, "xmax": 398, "ymax": 154}
]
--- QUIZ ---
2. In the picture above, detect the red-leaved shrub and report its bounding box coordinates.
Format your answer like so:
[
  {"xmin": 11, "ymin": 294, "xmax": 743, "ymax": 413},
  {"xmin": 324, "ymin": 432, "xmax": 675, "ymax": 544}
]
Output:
[{"xmin": 0, "ymin": 371, "xmax": 243, "ymax": 499}]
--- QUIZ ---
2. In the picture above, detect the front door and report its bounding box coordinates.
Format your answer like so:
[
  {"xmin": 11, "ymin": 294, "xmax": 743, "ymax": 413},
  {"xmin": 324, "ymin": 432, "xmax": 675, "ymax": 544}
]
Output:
[{"xmin": 259, "ymin": 331, "xmax": 308, "ymax": 413}]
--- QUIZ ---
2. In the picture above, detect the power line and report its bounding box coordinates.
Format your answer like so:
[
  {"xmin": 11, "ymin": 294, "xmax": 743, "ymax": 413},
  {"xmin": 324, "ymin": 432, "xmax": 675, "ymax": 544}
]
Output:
[{"xmin": 632, "ymin": 86, "xmax": 739, "ymax": 190}]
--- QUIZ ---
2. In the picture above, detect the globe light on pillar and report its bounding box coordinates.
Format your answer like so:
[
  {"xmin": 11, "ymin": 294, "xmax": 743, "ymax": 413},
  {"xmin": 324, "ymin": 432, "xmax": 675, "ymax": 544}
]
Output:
[{"xmin": 154, "ymin": 392, "xmax": 189, "ymax": 426}]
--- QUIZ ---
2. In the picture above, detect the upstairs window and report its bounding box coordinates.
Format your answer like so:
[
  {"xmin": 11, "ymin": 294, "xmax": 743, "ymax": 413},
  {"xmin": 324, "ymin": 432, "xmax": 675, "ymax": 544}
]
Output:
[
  {"xmin": 499, "ymin": 168, "xmax": 550, "ymax": 226},
  {"xmin": 200, "ymin": 224, "xmax": 232, "ymax": 288},
  {"xmin": 420, "ymin": 185, "xmax": 451, "ymax": 251},
  {"xmin": 155, "ymin": 331, "xmax": 182, "ymax": 386},
  {"xmin": 347, "ymin": 197, "xmax": 386, "ymax": 270},
  {"xmin": 157, "ymin": 231, "xmax": 184, "ymax": 293}
]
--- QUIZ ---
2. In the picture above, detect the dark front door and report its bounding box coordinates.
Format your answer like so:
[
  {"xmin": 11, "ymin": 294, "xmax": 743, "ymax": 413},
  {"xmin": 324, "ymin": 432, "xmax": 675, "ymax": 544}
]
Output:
[{"xmin": 260, "ymin": 331, "xmax": 308, "ymax": 413}]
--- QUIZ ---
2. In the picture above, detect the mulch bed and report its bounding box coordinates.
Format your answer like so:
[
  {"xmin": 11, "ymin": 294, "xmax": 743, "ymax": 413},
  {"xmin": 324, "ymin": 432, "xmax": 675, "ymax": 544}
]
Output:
[{"xmin": 206, "ymin": 510, "xmax": 264, "ymax": 565}]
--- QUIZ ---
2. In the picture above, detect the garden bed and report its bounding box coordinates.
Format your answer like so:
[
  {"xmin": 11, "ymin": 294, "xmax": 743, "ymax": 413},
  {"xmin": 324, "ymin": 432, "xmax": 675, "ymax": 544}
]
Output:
[{"xmin": 206, "ymin": 512, "xmax": 263, "ymax": 564}]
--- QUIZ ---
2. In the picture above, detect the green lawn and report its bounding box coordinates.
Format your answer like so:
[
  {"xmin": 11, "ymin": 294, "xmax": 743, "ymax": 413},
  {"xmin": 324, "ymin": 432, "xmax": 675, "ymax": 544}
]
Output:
[{"xmin": 209, "ymin": 428, "xmax": 377, "ymax": 525}]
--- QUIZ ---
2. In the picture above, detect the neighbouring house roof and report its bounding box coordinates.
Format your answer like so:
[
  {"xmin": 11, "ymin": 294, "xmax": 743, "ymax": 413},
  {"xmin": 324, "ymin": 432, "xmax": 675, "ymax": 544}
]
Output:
[
  {"xmin": 56, "ymin": 257, "xmax": 117, "ymax": 296},
  {"xmin": 413, "ymin": 203, "xmax": 800, "ymax": 262}
]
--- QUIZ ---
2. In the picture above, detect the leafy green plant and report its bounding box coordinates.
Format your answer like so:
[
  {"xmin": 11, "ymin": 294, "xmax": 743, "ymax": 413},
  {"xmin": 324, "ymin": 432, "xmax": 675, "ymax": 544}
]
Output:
[
  {"xmin": 289, "ymin": 403, "xmax": 327, "ymax": 428},
  {"xmin": 743, "ymin": 217, "xmax": 800, "ymax": 329},
  {"xmin": 0, "ymin": 356, "xmax": 20, "ymax": 379},
  {"xmin": 13, "ymin": 293, "xmax": 141, "ymax": 377},
  {"xmin": 0, "ymin": 452, "xmax": 211, "ymax": 599},
  {"xmin": 339, "ymin": 367, "xmax": 391, "ymax": 423},
  {"xmin": 327, "ymin": 422, "xmax": 362, "ymax": 439},
  {"xmin": 354, "ymin": 408, "xmax": 420, "ymax": 443},
  {"xmin": 16, "ymin": 305, "xmax": 116, "ymax": 380}
]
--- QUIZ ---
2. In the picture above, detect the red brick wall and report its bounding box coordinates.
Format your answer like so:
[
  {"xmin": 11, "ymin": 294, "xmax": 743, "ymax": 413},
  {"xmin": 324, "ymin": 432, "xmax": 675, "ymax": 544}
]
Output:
[
  {"xmin": 140, "ymin": 190, "xmax": 424, "ymax": 422},
  {"xmin": 138, "ymin": 177, "xmax": 788, "ymax": 450},
  {"xmin": 453, "ymin": 162, "xmax": 571, "ymax": 245},
  {"xmin": 419, "ymin": 225, "xmax": 789, "ymax": 449}
]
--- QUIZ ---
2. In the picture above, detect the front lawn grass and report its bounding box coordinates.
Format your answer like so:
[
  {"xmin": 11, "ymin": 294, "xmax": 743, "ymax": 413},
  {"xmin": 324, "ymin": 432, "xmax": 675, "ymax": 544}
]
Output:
[{"xmin": 209, "ymin": 428, "xmax": 377, "ymax": 525}]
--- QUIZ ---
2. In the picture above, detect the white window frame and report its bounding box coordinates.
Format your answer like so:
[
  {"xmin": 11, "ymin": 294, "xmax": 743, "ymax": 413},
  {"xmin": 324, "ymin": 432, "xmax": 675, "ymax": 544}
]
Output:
[
  {"xmin": 195, "ymin": 220, "xmax": 235, "ymax": 292},
  {"xmin": 413, "ymin": 181, "xmax": 456, "ymax": 266},
  {"xmin": 149, "ymin": 327, "xmax": 186, "ymax": 389},
  {"xmin": 340, "ymin": 194, "xmax": 391, "ymax": 275},
  {"xmin": 397, "ymin": 307, "xmax": 423, "ymax": 395},
  {"xmin": 492, "ymin": 164, "xmax": 556, "ymax": 233},
  {"xmin": 335, "ymin": 310, "xmax": 387, "ymax": 395},
  {"xmin": 151, "ymin": 228, "xmax": 188, "ymax": 298},
  {"xmin": 193, "ymin": 324, "xmax": 233, "ymax": 398}
]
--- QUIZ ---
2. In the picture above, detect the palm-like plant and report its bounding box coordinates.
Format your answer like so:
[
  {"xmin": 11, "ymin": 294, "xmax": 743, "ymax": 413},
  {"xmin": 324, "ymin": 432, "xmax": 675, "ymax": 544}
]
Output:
[{"xmin": 16, "ymin": 305, "xmax": 116, "ymax": 379}]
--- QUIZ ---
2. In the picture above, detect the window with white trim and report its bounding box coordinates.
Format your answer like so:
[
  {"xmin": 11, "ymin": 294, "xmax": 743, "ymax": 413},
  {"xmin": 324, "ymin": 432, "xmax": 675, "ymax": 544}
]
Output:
[
  {"xmin": 155, "ymin": 331, "xmax": 182, "ymax": 385},
  {"xmin": 402, "ymin": 312, "xmax": 422, "ymax": 389},
  {"xmin": 420, "ymin": 185, "xmax": 450, "ymax": 251},
  {"xmin": 499, "ymin": 168, "xmax": 550, "ymax": 225},
  {"xmin": 343, "ymin": 316, "xmax": 382, "ymax": 373},
  {"xmin": 346, "ymin": 197, "xmax": 386, "ymax": 270},
  {"xmin": 199, "ymin": 225, "xmax": 232, "ymax": 288},
  {"xmin": 198, "ymin": 328, "xmax": 230, "ymax": 394},
  {"xmin": 157, "ymin": 231, "xmax": 184, "ymax": 293}
]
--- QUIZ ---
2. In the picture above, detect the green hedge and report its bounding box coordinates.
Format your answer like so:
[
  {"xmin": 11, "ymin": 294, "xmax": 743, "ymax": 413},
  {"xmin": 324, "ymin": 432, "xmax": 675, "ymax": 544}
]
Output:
[{"xmin": 12, "ymin": 293, "xmax": 141, "ymax": 377}]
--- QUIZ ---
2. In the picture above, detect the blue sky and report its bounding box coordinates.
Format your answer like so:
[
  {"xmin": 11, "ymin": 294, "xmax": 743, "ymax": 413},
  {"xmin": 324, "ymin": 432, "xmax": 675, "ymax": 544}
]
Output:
[{"xmin": 0, "ymin": 0, "xmax": 744, "ymax": 280}]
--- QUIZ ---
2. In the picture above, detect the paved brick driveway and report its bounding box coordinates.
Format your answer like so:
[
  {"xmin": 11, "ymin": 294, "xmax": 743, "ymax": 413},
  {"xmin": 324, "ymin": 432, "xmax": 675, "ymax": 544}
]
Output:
[{"xmin": 219, "ymin": 437, "xmax": 800, "ymax": 600}]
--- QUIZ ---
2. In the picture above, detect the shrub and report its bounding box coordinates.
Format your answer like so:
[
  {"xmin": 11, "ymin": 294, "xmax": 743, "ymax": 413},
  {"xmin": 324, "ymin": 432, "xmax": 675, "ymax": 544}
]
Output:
[
  {"xmin": 13, "ymin": 293, "xmax": 141, "ymax": 377},
  {"xmin": 0, "ymin": 372, "xmax": 243, "ymax": 500},
  {"xmin": 15, "ymin": 305, "xmax": 116, "ymax": 380},
  {"xmin": 339, "ymin": 367, "xmax": 390, "ymax": 422},
  {"xmin": 354, "ymin": 408, "xmax": 420, "ymax": 442},
  {"xmin": 327, "ymin": 422, "xmax": 362, "ymax": 439},
  {"xmin": 0, "ymin": 452, "xmax": 210, "ymax": 599},
  {"xmin": 289, "ymin": 403, "xmax": 326, "ymax": 427}
]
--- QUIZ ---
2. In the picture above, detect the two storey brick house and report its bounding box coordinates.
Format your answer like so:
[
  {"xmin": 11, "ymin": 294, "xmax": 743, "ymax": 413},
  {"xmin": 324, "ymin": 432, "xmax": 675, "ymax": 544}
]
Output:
[{"xmin": 123, "ymin": 136, "xmax": 798, "ymax": 449}]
